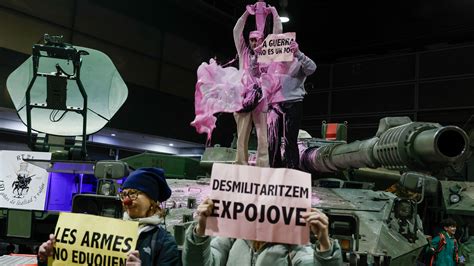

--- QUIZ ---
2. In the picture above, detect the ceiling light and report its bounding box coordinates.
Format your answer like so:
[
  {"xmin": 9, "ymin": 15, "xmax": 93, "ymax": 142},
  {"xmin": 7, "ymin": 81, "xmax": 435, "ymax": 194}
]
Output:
[
  {"xmin": 279, "ymin": 0, "xmax": 290, "ymax": 23},
  {"xmin": 111, "ymin": 133, "xmax": 116, "ymax": 137},
  {"xmin": 169, "ymin": 143, "xmax": 174, "ymax": 146}
]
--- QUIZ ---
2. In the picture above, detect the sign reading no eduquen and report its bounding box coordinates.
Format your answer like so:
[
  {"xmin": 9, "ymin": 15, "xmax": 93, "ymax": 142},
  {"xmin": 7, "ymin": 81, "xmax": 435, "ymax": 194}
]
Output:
[
  {"xmin": 257, "ymin": 32, "xmax": 296, "ymax": 63},
  {"xmin": 205, "ymin": 163, "xmax": 311, "ymax": 245},
  {"xmin": 49, "ymin": 212, "xmax": 138, "ymax": 266}
]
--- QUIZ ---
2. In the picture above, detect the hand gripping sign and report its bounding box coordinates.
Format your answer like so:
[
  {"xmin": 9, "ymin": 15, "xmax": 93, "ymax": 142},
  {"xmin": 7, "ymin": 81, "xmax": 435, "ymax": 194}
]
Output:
[
  {"xmin": 205, "ymin": 163, "xmax": 311, "ymax": 245},
  {"xmin": 257, "ymin": 32, "xmax": 296, "ymax": 63},
  {"xmin": 49, "ymin": 212, "xmax": 138, "ymax": 265}
]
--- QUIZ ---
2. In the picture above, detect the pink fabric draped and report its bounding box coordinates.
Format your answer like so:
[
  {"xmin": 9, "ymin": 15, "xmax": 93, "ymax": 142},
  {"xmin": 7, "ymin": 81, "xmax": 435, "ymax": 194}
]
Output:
[
  {"xmin": 190, "ymin": 59, "xmax": 244, "ymax": 144},
  {"xmin": 263, "ymin": 61, "xmax": 292, "ymax": 104},
  {"xmin": 192, "ymin": 1, "xmax": 285, "ymax": 144},
  {"xmin": 246, "ymin": 2, "xmax": 271, "ymax": 33},
  {"xmin": 265, "ymin": 59, "xmax": 299, "ymax": 105},
  {"xmin": 190, "ymin": 59, "xmax": 283, "ymax": 144}
]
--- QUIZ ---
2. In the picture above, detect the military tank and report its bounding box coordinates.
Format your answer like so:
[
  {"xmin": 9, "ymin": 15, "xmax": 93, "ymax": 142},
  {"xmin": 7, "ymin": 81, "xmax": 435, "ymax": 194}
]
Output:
[
  {"xmin": 197, "ymin": 116, "xmax": 472, "ymax": 265},
  {"xmin": 296, "ymin": 116, "xmax": 473, "ymax": 264}
]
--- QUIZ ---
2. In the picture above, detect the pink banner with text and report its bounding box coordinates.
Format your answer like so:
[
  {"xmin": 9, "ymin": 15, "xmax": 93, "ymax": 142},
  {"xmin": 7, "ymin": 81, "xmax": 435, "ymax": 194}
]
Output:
[{"xmin": 205, "ymin": 163, "xmax": 311, "ymax": 245}]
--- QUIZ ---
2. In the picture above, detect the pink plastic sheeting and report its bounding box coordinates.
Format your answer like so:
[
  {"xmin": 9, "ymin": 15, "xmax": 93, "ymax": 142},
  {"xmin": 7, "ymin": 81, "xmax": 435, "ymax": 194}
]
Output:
[
  {"xmin": 191, "ymin": 60, "xmax": 282, "ymax": 144},
  {"xmin": 246, "ymin": 2, "xmax": 271, "ymax": 33},
  {"xmin": 190, "ymin": 59, "xmax": 244, "ymax": 144},
  {"xmin": 265, "ymin": 59, "xmax": 299, "ymax": 104}
]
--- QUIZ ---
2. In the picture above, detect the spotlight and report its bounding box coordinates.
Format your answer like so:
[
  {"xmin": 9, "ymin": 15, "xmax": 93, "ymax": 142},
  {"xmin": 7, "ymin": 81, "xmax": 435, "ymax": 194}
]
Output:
[
  {"xmin": 280, "ymin": 9, "xmax": 290, "ymax": 23},
  {"xmin": 279, "ymin": 0, "xmax": 290, "ymax": 23}
]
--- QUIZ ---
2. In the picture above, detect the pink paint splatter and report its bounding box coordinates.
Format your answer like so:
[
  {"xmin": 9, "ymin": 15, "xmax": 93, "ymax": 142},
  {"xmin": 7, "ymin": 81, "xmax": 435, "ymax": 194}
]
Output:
[{"xmin": 190, "ymin": 59, "xmax": 245, "ymax": 144}]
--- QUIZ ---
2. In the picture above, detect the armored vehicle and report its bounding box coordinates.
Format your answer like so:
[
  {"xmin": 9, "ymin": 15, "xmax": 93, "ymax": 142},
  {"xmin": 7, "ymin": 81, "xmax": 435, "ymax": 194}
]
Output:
[{"xmin": 199, "ymin": 116, "xmax": 473, "ymax": 265}]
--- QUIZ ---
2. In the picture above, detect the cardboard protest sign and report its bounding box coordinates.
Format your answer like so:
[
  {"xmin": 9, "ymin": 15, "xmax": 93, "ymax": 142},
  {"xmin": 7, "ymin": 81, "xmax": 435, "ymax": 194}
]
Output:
[
  {"xmin": 257, "ymin": 32, "xmax": 296, "ymax": 63},
  {"xmin": 49, "ymin": 212, "xmax": 138, "ymax": 265},
  {"xmin": 0, "ymin": 150, "xmax": 51, "ymax": 210},
  {"xmin": 205, "ymin": 163, "xmax": 311, "ymax": 245}
]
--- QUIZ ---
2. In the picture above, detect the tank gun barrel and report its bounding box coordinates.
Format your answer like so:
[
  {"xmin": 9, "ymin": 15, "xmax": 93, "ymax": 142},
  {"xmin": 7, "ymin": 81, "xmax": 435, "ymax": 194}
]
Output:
[{"xmin": 300, "ymin": 117, "xmax": 470, "ymax": 173}]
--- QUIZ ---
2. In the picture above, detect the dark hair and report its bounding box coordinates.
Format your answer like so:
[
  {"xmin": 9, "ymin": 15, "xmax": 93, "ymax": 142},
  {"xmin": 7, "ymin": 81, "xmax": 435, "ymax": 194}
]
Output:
[{"xmin": 440, "ymin": 218, "xmax": 457, "ymax": 228}]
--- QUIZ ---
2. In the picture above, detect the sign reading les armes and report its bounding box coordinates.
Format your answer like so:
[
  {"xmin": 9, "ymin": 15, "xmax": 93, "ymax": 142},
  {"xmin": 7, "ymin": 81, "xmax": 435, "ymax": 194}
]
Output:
[
  {"xmin": 205, "ymin": 163, "xmax": 312, "ymax": 245},
  {"xmin": 49, "ymin": 212, "xmax": 138, "ymax": 266}
]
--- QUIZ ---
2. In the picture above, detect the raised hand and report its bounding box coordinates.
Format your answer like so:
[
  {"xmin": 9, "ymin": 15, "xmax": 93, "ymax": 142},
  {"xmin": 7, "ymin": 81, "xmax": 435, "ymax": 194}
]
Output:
[
  {"xmin": 246, "ymin": 4, "xmax": 256, "ymax": 15},
  {"xmin": 195, "ymin": 198, "xmax": 214, "ymax": 236},
  {"xmin": 302, "ymin": 208, "xmax": 331, "ymax": 251},
  {"xmin": 38, "ymin": 234, "xmax": 56, "ymax": 262},
  {"xmin": 126, "ymin": 250, "xmax": 141, "ymax": 265},
  {"xmin": 289, "ymin": 41, "xmax": 300, "ymax": 55}
]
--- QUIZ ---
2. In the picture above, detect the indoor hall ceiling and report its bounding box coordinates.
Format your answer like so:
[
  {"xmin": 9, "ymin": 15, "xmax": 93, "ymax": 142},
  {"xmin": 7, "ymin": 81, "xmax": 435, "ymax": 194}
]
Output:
[
  {"xmin": 203, "ymin": 0, "xmax": 474, "ymax": 60},
  {"xmin": 92, "ymin": 0, "xmax": 474, "ymax": 61}
]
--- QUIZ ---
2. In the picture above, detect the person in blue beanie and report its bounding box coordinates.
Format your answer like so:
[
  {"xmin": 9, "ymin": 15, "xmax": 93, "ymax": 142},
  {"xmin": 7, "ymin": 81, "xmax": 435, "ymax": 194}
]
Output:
[{"xmin": 38, "ymin": 168, "xmax": 180, "ymax": 266}]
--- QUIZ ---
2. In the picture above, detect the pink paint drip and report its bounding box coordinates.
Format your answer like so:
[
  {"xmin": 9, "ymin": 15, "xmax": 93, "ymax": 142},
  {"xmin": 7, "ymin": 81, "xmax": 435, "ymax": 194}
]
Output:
[
  {"xmin": 266, "ymin": 104, "xmax": 282, "ymax": 164},
  {"xmin": 190, "ymin": 59, "xmax": 245, "ymax": 144},
  {"xmin": 254, "ymin": 2, "xmax": 270, "ymax": 33},
  {"xmin": 191, "ymin": 59, "xmax": 284, "ymax": 145}
]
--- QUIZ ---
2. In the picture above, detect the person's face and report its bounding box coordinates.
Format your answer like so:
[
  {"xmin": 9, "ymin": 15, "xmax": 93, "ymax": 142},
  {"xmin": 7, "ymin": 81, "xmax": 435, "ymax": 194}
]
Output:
[
  {"xmin": 249, "ymin": 37, "xmax": 262, "ymax": 50},
  {"xmin": 444, "ymin": 225, "xmax": 456, "ymax": 236},
  {"xmin": 120, "ymin": 189, "xmax": 153, "ymax": 219}
]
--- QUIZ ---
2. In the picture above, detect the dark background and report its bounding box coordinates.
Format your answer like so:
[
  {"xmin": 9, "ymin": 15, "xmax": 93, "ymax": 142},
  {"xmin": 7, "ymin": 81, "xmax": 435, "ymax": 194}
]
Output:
[{"xmin": 0, "ymin": 0, "xmax": 473, "ymax": 149}]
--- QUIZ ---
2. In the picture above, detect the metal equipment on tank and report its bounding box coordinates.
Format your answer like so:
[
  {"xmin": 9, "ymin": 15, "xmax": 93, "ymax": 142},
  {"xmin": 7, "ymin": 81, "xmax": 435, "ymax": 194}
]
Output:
[{"xmin": 0, "ymin": 34, "xmax": 128, "ymax": 250}]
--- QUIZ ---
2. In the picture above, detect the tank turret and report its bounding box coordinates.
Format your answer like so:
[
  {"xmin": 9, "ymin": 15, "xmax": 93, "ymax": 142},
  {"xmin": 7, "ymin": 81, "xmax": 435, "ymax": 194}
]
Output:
[
  {"xmin": 294, "ymin": 117, "xmax": 472, "ymax": 264},
  {"xmin": 300, "ymin": 116, "xmax": 470, "ymax": 175}
]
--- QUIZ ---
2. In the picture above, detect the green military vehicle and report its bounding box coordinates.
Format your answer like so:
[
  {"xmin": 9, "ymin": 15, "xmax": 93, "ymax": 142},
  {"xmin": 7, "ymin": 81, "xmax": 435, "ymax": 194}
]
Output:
[{"xmin": 199, "ymin": 116, "xmax": 473, "ymax": 265}]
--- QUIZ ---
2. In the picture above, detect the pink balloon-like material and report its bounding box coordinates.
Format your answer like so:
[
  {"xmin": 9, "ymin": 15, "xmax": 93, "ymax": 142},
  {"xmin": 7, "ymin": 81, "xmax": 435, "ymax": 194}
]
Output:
[
  {"xmin": 190, "ymin": 59, "xmax": 245, "ymax": 144},
  {"xmin": 190, "ymin": 60, "xmax": 283, "ymax": 144}
]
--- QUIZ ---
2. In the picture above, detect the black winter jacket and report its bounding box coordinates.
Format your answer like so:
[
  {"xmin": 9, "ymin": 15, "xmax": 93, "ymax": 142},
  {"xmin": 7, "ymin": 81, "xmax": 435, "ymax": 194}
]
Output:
[{"xmin": 137, "ymin": 225, "xmax": 180, "ymax": 266}]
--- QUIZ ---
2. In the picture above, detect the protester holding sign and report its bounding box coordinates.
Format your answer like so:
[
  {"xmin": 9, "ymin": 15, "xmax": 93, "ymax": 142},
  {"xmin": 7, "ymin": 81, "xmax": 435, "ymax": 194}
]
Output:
[
  {"xmin": 182, "ymin": 198, "xmax": 342, "ymax": 266},
  {"xmin": 257, "ymin": 32, "xmax": 296, "ymax": 63},
  {"xmin": 232, "ymin": 3, "xmax": 282, "ymax": 167},
  {"xmin": 38, "ymin": 168, "xmax": 180, "ymax": 266},
  {"xmin": 37, "ymin": 212, "xmax": 139, "ymax": 265},
  {"xmin": 267, "ymin": 40, "xmax": 316, "ymax": 169},
  {"xmin": 206, "ymin": 163, "xmax": 313, "ymax": 245}
]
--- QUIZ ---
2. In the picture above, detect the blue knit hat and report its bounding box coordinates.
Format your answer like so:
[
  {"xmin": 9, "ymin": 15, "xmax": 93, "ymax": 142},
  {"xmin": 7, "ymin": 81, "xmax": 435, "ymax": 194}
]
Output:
[{"xmin": 122, "ymin": 167, "xmax": 171, "ymax": 202}]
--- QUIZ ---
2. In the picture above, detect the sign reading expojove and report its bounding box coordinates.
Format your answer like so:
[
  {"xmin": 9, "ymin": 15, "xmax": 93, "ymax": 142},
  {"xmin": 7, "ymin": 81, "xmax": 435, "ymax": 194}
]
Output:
[{"xmin": 205, "ymin": 163, "xmax": 312, "ymax": 245}]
